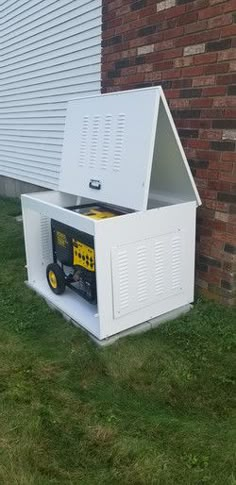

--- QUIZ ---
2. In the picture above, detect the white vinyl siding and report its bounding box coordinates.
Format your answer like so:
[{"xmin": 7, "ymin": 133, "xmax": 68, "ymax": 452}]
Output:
[{"xmin": 0, "ymin": 0, "xmax": 102, "ymax": 188}]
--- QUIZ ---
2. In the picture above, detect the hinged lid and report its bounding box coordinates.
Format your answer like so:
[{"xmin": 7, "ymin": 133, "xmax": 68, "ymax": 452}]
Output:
[{"xmin": 59, "ymin": 87, "xmax": 201, "ymax": 210}]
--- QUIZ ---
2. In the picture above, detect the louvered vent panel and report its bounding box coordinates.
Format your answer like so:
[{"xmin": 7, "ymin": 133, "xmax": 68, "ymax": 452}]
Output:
[
  {"xmin": 89, "ymin": 115, "xmax": 100, "ymax": 169},
  {"xmin": 113, "ymin": 113, "xmax": 125, "ymax": 172},
  {"xmin": 78, "ymin": 112, "xmax": 125, "ymax": 174},
  {"xmin": 117, "ymin": 249, "xmax": 129, "ymax": 311},
  {"xmin": 101, "ymin": 114, "xmax": 112, "ymax": 170},
  {"xmin": 79, "ymin": 116, "xmax": 89, "ymax": 167},
  {"xmin": 137, "ymin": 245, "xmax": 148, "ymax": 303},
  {"xmin": 171, "ymin": 236, "xmax": 182, "ymax": 290},
  {"xmin": 154, "ymin": 241, "xmax": 164, "ymax": 295},
  {"xmin": 40, "ymin": 215, "xmax": 52, "ymax": 263},
  {"xmin": 112, "ymin": 231, "xmax": 184, "ymax": 319}
]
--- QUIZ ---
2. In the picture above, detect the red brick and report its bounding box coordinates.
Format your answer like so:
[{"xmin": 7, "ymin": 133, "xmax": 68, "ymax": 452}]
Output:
[
  {"xmin": 153, "ymin": 60, "xmax": 174, "ymax": 71},
  {"xmin": 154, "ymin": 40, "xmax": 174, "ymax": 51},
  {"xmin": 156, "ymin": 5, "xmax": 186, "ymax": 21},
  {"xmin": 199, "ymin": 129, "xmax": 222, "ymax": 140},
  {"xmin": 116, "ymin": 5, "xmax": 131, "ymax": 16},
  {"xmin": 219, "ymin": 172, "xmax": 236, "ymax": 182},
  {"xmin": 186, "ymin": 0, "xmax": 209, "ymax": 12},
  {"xmin": 205, "ymin": 199, "xmax": 217, "ymax": 209},
  {"xmin": 104, "ymin": 17, "xmax": 123, "ymax": 29},
  {"xmin": 199, "ymin": 110, "xmax": 223, "ymax": 119},
  {"xmin": 208, "ymin": 169, "xmax": 220, "ymax": 180},
  {"xmin": 202, "ymin": 86, "xmax": 226, "ymax": 95},
  {"xmin": 129, "ymin": 37, "xmax": 150, "ymax": 49},
  {"xmin": 209, "ymin": 161, "xmax": 234, "ymax": 171},
  {"xmin": 182, "ymin": 65, "xmax": 205, "ymax": 77},
  {"xmin": 199, "ymin": 4, "xmax": 225, "ymax": 20},
  {"xmin": 199, "ymin": 189, "xmax": 217, "ymax": 199},
  {"xmin": 164, "ymin": 47, "xmax": 184, "ymax": 58},
  {"xmin": 122, "ymin": 66, "xmax": 137, "ymax": 75},
  {"xmin": 188, "ymin": 119, "xmax": 211, "ymax": 128},
  {"xmin": 165, "ymin": 89, "xmax": 181, "ymax": 98},
  {"xmin": 213, "ymin": 97, "xmax": 236, "ymax": 107},
  {"xmin": 163, "ymin": 26, "xmax": 184, "ymax": 40},
  {"xmin": 224, "ymin": 0, "xmax": 236, "ymax": 12},
  {"xmin": 194, "ymin": 52, "xmax": 217, "ymax": 65},
  {"xmin": 228, "ymin": 214, "xmax": 236, "ymax": 224},
  {"xmin": 208, "ymin": 13, "xmax": 232, "ymax": 27},
  {"xmin": 229, "ymin": 60, "xmax": 236, "ymax": 71},
  {"xmin": 178, "ymin": 12, "xmax": 198, "ymax": 26},
  {"xmin": 115, "ymin": 23, "xmax": 137, "ymax": 36},
  {"xmin": 196, "ymin": 168, "xmax": 213, "ymax": 179},
  {"xmin": 216, "ymin": 201, "xmax": 231, "ymax": 212},
  {"xmin": 196, "ymin": 178, "xmax": 208, "ymax": 188},
  {"xmin": 137, "ymin": 64, "xmax": 152, "ymax": 73},
  {"xmin": 224, "ymin": 109, "xmax": 236, "ymax": 118},
  {"xmin": 174, "ymin": 56, "xmax": 193, "ymax": 67},
  {"xmin": 222, "ymin": 152, "xmax": 236, "ymax": 161},
  {"xmin": 207, "ymin": 268, "xmax": 221, "ymax": 284},
  {"xmin": 170, "ymin": 98, "xmax": 190, "ymax": 108},
  {"xmin": 190, "ymin": 98, "xmax": 213, "ymax": 108},
  {"xmin": 140, "ymin": 5, "xmax": 157, "ymax": 18},
  {"xmin": 208, "ymin": 180, "xmax": 231, "ymax": 191},
  {"xmin": 196, "ymin": 149, "xmax": 221, "ymax": 160},
  {"xmin": 226, "ymin": 223, "xmax": 236, "ymax": 234},
  {"xmin": 193, "ymin": 75, "xmax": 215, "ymax": 86},
  {"xmin": 176, "ymin": 33, "xmax": 206, "ymax": 48},
  {"xmin": 143, "ymin": 71, "xmax": 162, "ymax": 81},
  {"xmin": 204, "ymin": 63, "xmax": 229, "ymax": 75},
  {"xmin": 107, "ymin": 0, "xmax": 123, "ymax": 12},
  {"xmin": 115, "ymin": 73, "xmax": 145, "ymax": 84},
  {"xmin": 201, "ymin": 28, "xmax": 221, "ymax": 42},
  {"xmin": 163, "ymin": 68, "xmax": 181, "ymax": 79},
  {"xmin": 221, "ymin": 24, "xmax": 236, "ymax": 37},
  {"xmin": 209, "ymin": 0, "xmax": 228, "ymax": 5},
  {"xmin": 185, "ymin": 20, "xmax": 208, "ymax": 34},
  {"xmin": 218, "ymin": 49, "xmax": 236, "ymax": 61},
  {"xmin": 216, "ymin": 73, "xmax": 236, "ymax": 86},
  {"xmin": 187, "ymin": 139, "xmax": 210, "ymax": 149}
]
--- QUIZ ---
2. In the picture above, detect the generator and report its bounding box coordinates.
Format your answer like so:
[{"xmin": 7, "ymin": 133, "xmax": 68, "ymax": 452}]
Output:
[{"xmin": 46, "ymin": 204, "xmax": 123, "ymax": 303}]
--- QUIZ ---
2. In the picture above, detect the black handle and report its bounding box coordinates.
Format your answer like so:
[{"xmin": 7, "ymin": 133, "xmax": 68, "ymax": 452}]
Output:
[{"xmin": 89, "ymin": 179, "xmax": 101, "ymax": 190}]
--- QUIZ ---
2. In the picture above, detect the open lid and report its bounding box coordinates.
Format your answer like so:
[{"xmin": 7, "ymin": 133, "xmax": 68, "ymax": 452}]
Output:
[{"xmin": 59, "ymin": 87, "xmax": 201, "ymax": 210}]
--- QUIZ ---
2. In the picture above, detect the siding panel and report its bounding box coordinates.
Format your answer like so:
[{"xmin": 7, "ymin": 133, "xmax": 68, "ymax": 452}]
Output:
[{"xmin": 0, "ymin": 0, "xmax": 101, "ymax": 188}]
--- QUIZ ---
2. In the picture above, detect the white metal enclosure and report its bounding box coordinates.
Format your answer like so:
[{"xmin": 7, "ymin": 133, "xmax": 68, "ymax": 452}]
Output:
[
  {"xmin": 0, "ymin": 0, "xmax": 102, "ymax": 188},
  {"xmin": 22, "ymin": 87, "xmax": 201, "ymax": 341}
]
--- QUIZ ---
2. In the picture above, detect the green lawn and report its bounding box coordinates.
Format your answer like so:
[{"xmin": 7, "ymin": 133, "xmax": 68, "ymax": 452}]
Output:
[{"xmin": 0, "ymin": 196, "xmax": 235, "ymax": 485}]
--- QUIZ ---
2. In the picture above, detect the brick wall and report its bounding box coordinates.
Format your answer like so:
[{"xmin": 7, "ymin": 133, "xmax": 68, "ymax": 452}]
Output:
[{"xmin": 102, "ymin": 0, "xmax": 236, "ymax": 305}]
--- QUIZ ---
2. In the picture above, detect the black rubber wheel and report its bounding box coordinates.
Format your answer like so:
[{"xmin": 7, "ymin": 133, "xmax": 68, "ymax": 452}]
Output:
[{"xmin": 46, "ymin": 263, "xmax": 66, "ymax": 295}]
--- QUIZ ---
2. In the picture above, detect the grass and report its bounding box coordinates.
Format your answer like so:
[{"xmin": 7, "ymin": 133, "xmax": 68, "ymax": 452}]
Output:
[{"xmin": 0, "ymin": 196, "xmax": 235, "ymax": 485}]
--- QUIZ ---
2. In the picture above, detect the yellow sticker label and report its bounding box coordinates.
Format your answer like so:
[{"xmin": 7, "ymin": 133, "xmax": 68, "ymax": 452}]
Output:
[{"xmin": 56, "ymin": 231, "xmax": 67, "ymax": 248}]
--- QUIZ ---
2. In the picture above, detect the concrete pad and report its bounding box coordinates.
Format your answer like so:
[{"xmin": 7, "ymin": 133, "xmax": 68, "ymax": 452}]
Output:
[
  {"xmin": 92, "ymin": 304, "xmax": 192, "ymax": 346},
  {"xmin": 26, "ymin": 281, "xmax": 192, "ymax": 346},
  {"xmin": 148, "ymin": 304, "xmax": 192, "ymax": 329}
]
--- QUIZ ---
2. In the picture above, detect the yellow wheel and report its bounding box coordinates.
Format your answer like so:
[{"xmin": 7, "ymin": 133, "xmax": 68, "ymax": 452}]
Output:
[
  {"xmin": 46, "ymin": 263, "xmax": 65, "ymax": 295},
  {"xmin": 48, "ymin": 270, "xmax": 57, "ymax": 289}
]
